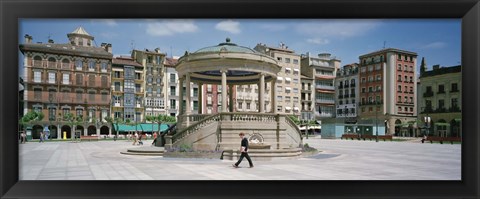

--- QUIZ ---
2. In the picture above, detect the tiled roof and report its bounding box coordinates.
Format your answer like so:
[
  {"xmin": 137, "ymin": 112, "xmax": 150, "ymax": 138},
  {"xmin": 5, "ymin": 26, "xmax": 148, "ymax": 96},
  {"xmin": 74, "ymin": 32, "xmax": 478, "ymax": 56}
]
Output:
[
  {"xmin": 164, "ymin": 57, "xmax": 178, "ymax": 67},
  {"xmin": 19, "ymin": 43, "xmax": 112, "ymax": 59},
  {"xmin": 359, "ymin": 48, "xmax": 417, "ymax": 58},
  {"xmin": 112, "ymin": 57, "xmax": 143, "ymax": 67}
]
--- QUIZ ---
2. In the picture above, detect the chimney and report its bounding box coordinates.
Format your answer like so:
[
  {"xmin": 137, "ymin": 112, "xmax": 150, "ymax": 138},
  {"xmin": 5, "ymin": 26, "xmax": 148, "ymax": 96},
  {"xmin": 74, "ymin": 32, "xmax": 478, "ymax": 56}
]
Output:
[
  {"xmin": 432, "ymin": 64, "xmax": 440, "ymax": 70},
  {"xmin": 106, "ymin": 43, "xmax": 112, "ymax": 53},
  {"xmin": 101, "ymin": 43, "xmax": 107, "ymax": 48},
  {"xmin": 48, "ymin": 39, "xmax": 54, "ymax": 44},
  {"xmin": 24, "ymin": 34, "xmax": 32, "ymax": 44},
  {"xmin": 155, "ymin": 48, "xmax": 161, "ymax": 53}
]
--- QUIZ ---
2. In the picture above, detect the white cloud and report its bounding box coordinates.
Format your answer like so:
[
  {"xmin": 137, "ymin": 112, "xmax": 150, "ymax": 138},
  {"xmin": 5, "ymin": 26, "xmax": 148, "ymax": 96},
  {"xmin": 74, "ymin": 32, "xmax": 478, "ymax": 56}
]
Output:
[
  {"xmin": 91, "ymin": 19, "xmax": 118, "ymax": 27},
  {"xmin": 146, "ymin": 20, "xmax": 198, "ymax": 36},
  {"xmin": 421, "ymin": 42, "xmax": 446, "ymax": 49},
  {"xmin": 259, "ymin": 24, "xmax": 287, "ymax": 32},
  {"xmin": 215, "ymin": 20, "xmax": 241, "ymax": 34},
  {"xmin": 296, "ymin": 20, "xmax": 382, "ymax": 38},
  {"xmin": 306, "ymin": 38, "xmax": 330, "ymax": 45}
]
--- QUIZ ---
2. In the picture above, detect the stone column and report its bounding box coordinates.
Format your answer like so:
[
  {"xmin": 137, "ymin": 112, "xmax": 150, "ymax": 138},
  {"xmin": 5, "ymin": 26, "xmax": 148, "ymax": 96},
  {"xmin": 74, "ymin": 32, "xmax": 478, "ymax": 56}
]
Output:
[
  {"xmin": 57, "ymin": 124, "xmax": 62, "ymax": 140},
  {"xmin": 259, "ymin": 73, "xmax": 265, "ymax": 113},
  {"xmin": 221, "ymin": 70, "xmax": 227, "ymax": 113},
  {"xmin": 185, "ymin": 73, "xmax": 191, "ymax": 115},
  {"xmin": 84, "ymin": 128, "xmax": 88, "ymax": 136},
  {"xmin": 96, "ymin": 128, "xmax": 100, "ymax": 137},
  {"xmin": 229, "ymin": 84, "xmax": 234, "ymax": 112},
  {"xmin": 271, "ymin": 80, "xmax": 277, "ymax": 113},
  {"xmin": 178, "ymin": 77, "xmax": 184, "ymax": 115},
  {"xmin": 198, "ymin": 83, "xmax": 203, "ymax": 114}
]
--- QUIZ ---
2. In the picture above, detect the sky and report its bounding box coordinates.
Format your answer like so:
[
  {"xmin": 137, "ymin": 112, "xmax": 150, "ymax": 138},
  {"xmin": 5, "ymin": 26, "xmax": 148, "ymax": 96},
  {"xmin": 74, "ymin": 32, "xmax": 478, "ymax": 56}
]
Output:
[{"xmin": 19, "ymin": 19, "xmax": 461, "ymax": 77}]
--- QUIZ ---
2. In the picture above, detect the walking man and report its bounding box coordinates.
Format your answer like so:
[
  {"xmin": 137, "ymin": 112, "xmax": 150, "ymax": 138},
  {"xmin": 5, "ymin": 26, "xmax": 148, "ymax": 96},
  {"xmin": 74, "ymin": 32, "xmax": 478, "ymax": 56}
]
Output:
[{"xmin": 233, "ymin": 132, "xmax": 254, "ymax": 168}]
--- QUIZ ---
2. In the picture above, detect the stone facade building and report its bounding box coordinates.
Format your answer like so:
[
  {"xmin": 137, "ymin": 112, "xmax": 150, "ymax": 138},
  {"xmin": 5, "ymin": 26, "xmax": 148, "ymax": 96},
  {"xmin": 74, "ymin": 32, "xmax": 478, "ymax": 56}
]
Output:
[
  {"xmin": 19, "ymin": 27, "xmax": 113, "ymax": 139},
  {"xmin": 300, "ymin": 75, "xmax": 314, "ymax": 121},
  {"xmin": 418, "ymin": 63, "xmax": 461, "ymax": 137},
  {"xmin": 335, "ymin": 63, "xmax": 359, "ymax": 121}
]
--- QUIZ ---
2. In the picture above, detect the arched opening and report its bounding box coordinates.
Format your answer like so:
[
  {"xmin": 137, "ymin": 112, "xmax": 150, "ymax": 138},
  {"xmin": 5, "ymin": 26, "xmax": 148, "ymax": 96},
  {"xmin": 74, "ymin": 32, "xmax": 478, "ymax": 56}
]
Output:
[
  {"xmin": 100, "ymin": 126, "xmax": 109, "ymax": 135},
  {"xmin": 33, "ymin": 56, "xmax": 42, "ymax": 67},
  {"xmin": 32, "ymin": 125, "xmax": 44, "ymax": 139},
  {"xmin": 48, "ymin": 125, "xmax": 58, "ymax": 139},
  {"xmin": 87, "ymin": 125, "xmax": 97, "ymax": 135},
  {"xmin": 61, "ymin": 125, "xmax": 72, "ymax": 139},
  {"xmin": 62, "ymin": 59, "xmax": 70, "ymax": 69},
  {"xmin": 76, "ymin": 125, "xmax": 84, "ymax": 136},
  {"xmin": 394, "ymin": 119, "xmax": 402, "ymax": 136}
]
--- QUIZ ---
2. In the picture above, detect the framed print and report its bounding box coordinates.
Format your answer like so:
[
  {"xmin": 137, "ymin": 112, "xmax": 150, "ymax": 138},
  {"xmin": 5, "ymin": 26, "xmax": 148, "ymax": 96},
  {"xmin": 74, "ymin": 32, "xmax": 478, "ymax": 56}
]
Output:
[{"xmin": 1, "ymin": 0, "xmax": 479, "ymax": 198}]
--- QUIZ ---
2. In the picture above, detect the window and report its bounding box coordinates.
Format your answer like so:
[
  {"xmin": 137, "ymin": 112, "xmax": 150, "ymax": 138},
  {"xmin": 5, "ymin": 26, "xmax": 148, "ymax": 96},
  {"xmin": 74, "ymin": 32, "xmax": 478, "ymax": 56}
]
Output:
[
  {"xmin": 76, "ymin": 91, "xmax": 83, "ymax": 102},
  {"xmin": 277, "ymin": 57, "xmax": 282, "ymax": 61},
  {"xmin": 410, "ymin": 87, "xmax": 413, "ymax": 93},
  {"xmin": 293, "ymin": 59, "xmax": 299, "ymax": 64},
  {"xmin": 89, "ymin": 91, "xmax": 96, "ymax": 102},
  {"xmin": 426, "ymin": 86, "xmax": 432, "ymax": 93},
  {"xmin": 285, "ymin": 58, "xmax": 291, "ymax": 63},
  {"xmin": 48, "ymin": 108, "xmax": 56, "ymax": 121},
  {"xmin": 48, "ymin": 72, "xmax": 56, "ymax": 84},
  {"xmin": 451, "ymin": 83, "xmax": 458, "ymax": 92},
  {"xmin": 398, "ymin": 96, "xmax": 401, "ymax": 102},
  {"xmin": 361, "ymin": 78, "xmax": 366, "ymax": 83},
  {"xmin": 114, "ymin": 82, "xmax": 121, "ymax": 91},
  {"xmin": 438, "ymin": 84, "xmax": 445, "ymax": 93},
  {"xmin": 33, "ymin": 56, "xmax": 42, "ymax": 67},
  {"xmin": 397, "ymin": 64, "xmax": 402, "ymax": 70},
  {"xmin": 277, "ymin": 86, "xmax": 282, "ymax": 92},
  {"xmin": 33, "ymin": 71, "xmax": 41, "ymax": 83},
  {"xmin": 62, "ymin": 74, "xmax": 69, "ymax": 85},
  {"xmin": 376, "ymin": 85, "xmax": 381, "ymax": 92},
  {"xmin": 170, "ymin": 74, "xmax": 176, "ymax": 83},
  {"xmin": 397, "ymin": 75, "xmax": 401, "ymax": 81},
  {"xmin": 147, "ymin": 87, "xmax": 152, "ymax": 94},
  {"xmin": 410, "ymin": 97, "xmax": 413, "ymax": 103},
  {"xmin": 246, "ymin": 103, "xmax": 251, "ymax": 109},
  {"xmin": 368, "ymin": 87, "xmax": 373, "ymax": 92},
  {"xmin": 75, "ymin": 60, "xmax": 83, "ymax": 70},
  {"xmin": 170, "ymin": 86, "xmax": 176, "ymax": 96},
  {"xmin": 170, "ymin": 99, "xmax": 176, "ymax": 108},
  {"xmin": 277, "ymin": 96, "xmax": 283, "ymax": 101},
  {"xmin": 101, "ymin": 62, "xmax": 108, "ymax": 71},
  {"xmin": 277, "ymin": 106, "xmax": 282, "ymax": 112},
  {"xmin": 368, "ymin": 65, "xmax": 373, "ymax": 72},
  {"xmin": 404, "ymin": 65, "xmax": 408, "ymax": 71},
  {"xmin": 375, "ymin": 64, "xmax": 381, "ymax": 71},
  {"xmin": 102, "ymin": 92, "xmax": 108, "ymax": 101},
  {"xmin": 89, "ymin": 75, "xmax": 95, "ymax": 87},
  {"xmin": 405, "ymin": 86, "xmax": 408, "ymax": 92},
  {"xmin": 114, "ymin": 71, "xmax": 120, "ymax": 78},
  {"xmin": 293, "ymin": 78, "xmax": 299, "ymax": 84},
  {"xmin": 368, "ymin": 76, "xmax": 373, "ymax": 82},
  {"xmin": 101, "ymin": 76, "xmax": 107, "ymax": 87},
  {"xmin": 451, "ymin": 98, "xmax": 458, "ymax": 108},
  {"xmin": 76, "ymin": 109, "xmax": 83, "ymax": 118},
  {"xmin": 63, "ymin": 108, "xmax": 70, "ymax": 117},
  {"xmin": 438, "ymin": 99, "xmax": 445, "ymax": 110},
  {"xmin": 88, "ymin": 61, "xmax": 95, "ymax": 71},
  {"xmin": 362, "ymin": 88, "xmax": 366, "ymax": 93},
  {"xmin": 293, "ymin": 88, "xmax": 299, "ymax": 93},
  {"xmin": 238, "ymin": 102, "xmax": 243, "ymax": 109},
  {"xmin": 360, "ymin": 67, "xmax": 366, "ymax": 73}
]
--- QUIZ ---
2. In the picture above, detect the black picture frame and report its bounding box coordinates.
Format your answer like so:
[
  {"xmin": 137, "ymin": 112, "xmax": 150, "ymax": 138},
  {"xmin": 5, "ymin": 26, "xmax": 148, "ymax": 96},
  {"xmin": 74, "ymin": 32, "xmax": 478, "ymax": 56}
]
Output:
[{"xmin": 1, "ymin": 0, "xmax": 479, "ymax": 198}]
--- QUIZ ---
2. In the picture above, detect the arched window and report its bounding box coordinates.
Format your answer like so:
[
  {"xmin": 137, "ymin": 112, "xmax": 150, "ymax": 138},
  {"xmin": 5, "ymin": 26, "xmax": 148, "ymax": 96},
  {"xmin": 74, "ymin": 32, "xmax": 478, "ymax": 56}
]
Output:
[
  {"xmin": 75, "ymin": 60, "xmax": 83, "ymax": 70},
  {"xmin": 48, "ymin": 57, "xmax": 56, "ymax": 68},
  {"xmin": 88, "ymin": 61, "xmax": 96, "ymax": 71},
  {"xmin": 62, "ymin": 59, "xmax": 70, "ymax": 69},
  {"xmin": 33, "ymin": 56, "xmax": 42, "ymax": 67}
]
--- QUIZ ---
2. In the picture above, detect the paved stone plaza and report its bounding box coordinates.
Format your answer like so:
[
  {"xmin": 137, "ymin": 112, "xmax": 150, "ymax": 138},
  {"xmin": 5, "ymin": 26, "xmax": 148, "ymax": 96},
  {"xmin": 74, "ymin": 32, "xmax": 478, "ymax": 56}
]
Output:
[{"xmin": 19, "ymin": 137, "xmax": 461, "ymax": 180}]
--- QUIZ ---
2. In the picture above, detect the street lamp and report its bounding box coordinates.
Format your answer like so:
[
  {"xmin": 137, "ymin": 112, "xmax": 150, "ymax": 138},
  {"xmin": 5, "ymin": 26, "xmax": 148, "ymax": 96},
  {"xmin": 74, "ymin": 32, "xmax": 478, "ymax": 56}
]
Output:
[
  {"xmin": 375, "ymin": 101, "xmax": 379, "ymax": 142},
  {"xmin": 421, "ymin": 107, "xmax": 431, "ymax": 136}
]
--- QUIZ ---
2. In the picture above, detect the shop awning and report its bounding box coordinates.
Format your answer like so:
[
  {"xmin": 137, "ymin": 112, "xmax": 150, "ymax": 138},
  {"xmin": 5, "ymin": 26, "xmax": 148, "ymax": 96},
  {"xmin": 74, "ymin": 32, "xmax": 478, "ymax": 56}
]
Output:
[
  {"xmin": 434, "ymin": 123, "xmax": 451, "ymax": 126},
  {"xmin": 293, "ymin": 68, "xmax": 300, "ymax": 72},
  {"xmin": 277, "ymin": 77, "xmax": 283, "ymax": 81},
  {"xmin": 454, "ymin": 118, "xmax": 462, "ymax": 122},
  {"xmin": 114, "ymin": 123, "xmax": 169, "ymax": 132}
]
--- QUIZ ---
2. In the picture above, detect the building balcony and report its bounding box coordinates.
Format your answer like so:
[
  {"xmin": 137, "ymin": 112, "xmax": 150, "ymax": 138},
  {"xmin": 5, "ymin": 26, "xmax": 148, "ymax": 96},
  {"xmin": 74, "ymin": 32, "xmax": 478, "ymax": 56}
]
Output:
[
  {"xmin": 343, "ymin": 94, "xmax": 350, "ymax": 98},
  {"xmin": 26, "ymin": 91, "xmax": 111, "ymax": 105},
  {"xmin": 315, "ymin": 112, "xmax": 334, "ymax": 118},
  {"xmin": 350, "ymin": 83, "xmax": 356, "ymax": 87},
  {"xmin": 338, "ymin": 85, "xmax": 343, "ymax": 89},
  {"xmin": 316, "ymin": 99, "xmax": 335, "ymax": 104},
  {"xmin": 450, "ymin": 89, "xmax": 460, "ymax": 93},
  {"xmin": 350, "ymin": 94, "xmax": 356, "ymax": 98},
  {"xmin": 437, "ymin": 91, "xmax": 446, "ymax": 94},
  {"xmin": 316, "ymin": 85, "xmax": 335, "ymax": 90},
  {"xmin": 423, "ymin": 91, "xmax": 434, "ymax": 97},
  {"xmin": 359, "ymin": 100, "xmax": 383, "ymax": 106}
]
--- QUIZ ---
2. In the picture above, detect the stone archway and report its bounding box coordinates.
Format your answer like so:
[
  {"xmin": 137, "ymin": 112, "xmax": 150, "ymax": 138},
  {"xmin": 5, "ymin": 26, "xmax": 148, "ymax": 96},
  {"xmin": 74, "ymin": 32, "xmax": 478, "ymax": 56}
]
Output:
[
  {"xmin": 100, "ymin": 126, "xmax": 109, "ymax": 135},
  {"xmin": 76, "ymin": 125, "xmax": 84, "ymax": 136},
  {"xmin": 61, "ymin": 125, "xmax": 72, "ymax": 139},
  {"xmin": 87, "ymin": 125, "xmax": 97, "ymax": 135},
  {"xmin": 450, "ymin": 119, "xmax": 460, "ymax": 137},
  {"xmin": 48, "ymin": 125, "xmax": 58, "ymax": 139},
  {"xmin": 394, "ymin": 119, "xmax": 402, "ymax": 136},
  {"xmin": 32, "ymin": 125, "xmax": 43, "ymax": 139}
]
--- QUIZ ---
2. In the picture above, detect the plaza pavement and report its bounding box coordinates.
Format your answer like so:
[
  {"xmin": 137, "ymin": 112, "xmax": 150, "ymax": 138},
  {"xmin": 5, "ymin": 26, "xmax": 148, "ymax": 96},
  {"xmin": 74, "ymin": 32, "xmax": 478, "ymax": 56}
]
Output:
[{"xmin": 19, "ymin": 137, "xmax": 461, "ymax": 180}]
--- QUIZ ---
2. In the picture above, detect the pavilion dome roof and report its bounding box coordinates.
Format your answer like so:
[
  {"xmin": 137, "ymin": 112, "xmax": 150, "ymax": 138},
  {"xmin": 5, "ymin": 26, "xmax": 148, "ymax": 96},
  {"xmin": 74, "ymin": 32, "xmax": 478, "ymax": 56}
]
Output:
[{"xmin": 194, "ymin": 38, "xmax": 258, "ymax": 54}]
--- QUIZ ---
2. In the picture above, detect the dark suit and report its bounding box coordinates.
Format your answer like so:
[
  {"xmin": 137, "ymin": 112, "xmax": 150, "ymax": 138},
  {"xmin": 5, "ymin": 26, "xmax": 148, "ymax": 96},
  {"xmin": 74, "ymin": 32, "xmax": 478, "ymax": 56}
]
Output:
[{"xmin": 235, "ymin": 137, "xmax": 253, "ymax": 167}]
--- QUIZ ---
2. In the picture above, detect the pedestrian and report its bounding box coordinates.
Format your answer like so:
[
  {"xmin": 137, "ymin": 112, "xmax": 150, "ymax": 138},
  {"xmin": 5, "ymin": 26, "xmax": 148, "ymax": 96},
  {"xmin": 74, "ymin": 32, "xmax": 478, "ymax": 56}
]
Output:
[
  {"xmin": 39, "ymin": 132, "xmax": 44, "ymax": 143},
  {"xmin": 152, "ymin": 132, "xmax": 158, "ymax": 146},
  {"xmin": 132, "ymin": 132, "xmax": 138, "ymax": 145},
  {"xmin": 20, "ymin": 132, "xmax": 26, "ymax": 144},
  {"xmin": 138, "ymin": 132, "xmax": 143, "ymax": 145},
  {"xmin": 233, "ymin": 132, "xmax": 254, "ymax": 168},
  {"xmin": 421, "ymin": 134, "xmax": 427, "ymax": 143},
  {"xmin": 113, "ymin": 134, "xmax": 117, "ymax": 141}
]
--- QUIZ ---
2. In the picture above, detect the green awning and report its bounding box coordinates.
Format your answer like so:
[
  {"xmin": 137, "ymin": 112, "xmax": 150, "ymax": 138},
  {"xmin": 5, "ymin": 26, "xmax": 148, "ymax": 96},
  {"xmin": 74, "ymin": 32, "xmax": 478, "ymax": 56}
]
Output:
[
  {"xmin": 454, "ymin": 118, "xmax": 462, "ymax": 122},
  {"xmin": 434, "ymin": 123, "xmax": 450, "ymax": 126},
  {"xmin": 114, "ymin": 123, "xmax": 169, "ymax": 132}
]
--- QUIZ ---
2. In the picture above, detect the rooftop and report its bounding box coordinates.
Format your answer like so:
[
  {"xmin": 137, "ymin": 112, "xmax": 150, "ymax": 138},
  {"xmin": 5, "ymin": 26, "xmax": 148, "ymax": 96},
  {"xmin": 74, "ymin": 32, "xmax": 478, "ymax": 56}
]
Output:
[
  {"xmin": 112, "ymin": 57, "xmax": 143, "ymax": 67},
  {"xmin": 164, "ymin": 57, "xmax": 178, "ymax": 67},
  {"xmin": 193, "ymin": 38, "xmax": 258, "ymax": 54},
  {"xmin": 19, "ymin": 43, "xmax": 112, "ymax": 59},
  {"xmin": 359, "ymin": 48, "xmax": 417, "ymax": 58},
  {"xmin": 420, "ymin": 65, "xmax": 461, "ymax": 78}
]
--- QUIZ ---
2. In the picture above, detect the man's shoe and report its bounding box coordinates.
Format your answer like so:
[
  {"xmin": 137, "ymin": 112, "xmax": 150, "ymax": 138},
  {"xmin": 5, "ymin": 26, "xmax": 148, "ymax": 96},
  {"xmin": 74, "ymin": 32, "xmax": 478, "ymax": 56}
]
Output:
[
  {"xmin": 249, "ymin": 165, "xmax": 254, "ymax": 168},
  {"xmin": 232, "ymin": 164, "xmax": 238, "ymax": 168}
]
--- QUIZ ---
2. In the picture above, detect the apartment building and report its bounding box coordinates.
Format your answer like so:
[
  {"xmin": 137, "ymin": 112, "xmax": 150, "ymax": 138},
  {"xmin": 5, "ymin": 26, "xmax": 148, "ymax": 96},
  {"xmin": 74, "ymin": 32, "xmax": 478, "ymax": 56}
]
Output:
[
  {"xmin": 131, "ymin": 49, "xmax": 166, "ymax": 117},
  {"xmin": 111, "ymin": 56, "xmax": 144, "ymax": 122},
  {"xmin": 418, "ymin": 63, "xmax": 461, "ymax": 137},
  {"xmin": 358, "ymin": 48, "xmax": 417, "ymax": 136},
  {"xmin": 300, "ymin": 75, "xmax": 314, "ymax": 121},
  {"xmin": 301, "ymin": 52, "xmax": 341, "ymax": 123},
  {"xmin": 164, "ymin": 57, "xmax": 199, "ymax": 116},
  {"xmin": 19, "ymin": 27, "xmax": 113, "ymax": 138},
  {"xmin": 335, "ymin": 63, "xmax": 359, "ymax": 122},
  {"xmin": 254, "ymin": 43, "xmax": 301, "ymax": 114}
]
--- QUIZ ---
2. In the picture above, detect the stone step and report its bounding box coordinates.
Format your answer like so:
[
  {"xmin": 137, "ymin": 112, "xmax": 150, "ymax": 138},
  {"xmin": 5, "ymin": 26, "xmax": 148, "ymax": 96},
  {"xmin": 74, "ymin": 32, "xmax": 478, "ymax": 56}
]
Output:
[{"xmin": 120, "ymin": 151, "xmax": 164, "ymax": 156}]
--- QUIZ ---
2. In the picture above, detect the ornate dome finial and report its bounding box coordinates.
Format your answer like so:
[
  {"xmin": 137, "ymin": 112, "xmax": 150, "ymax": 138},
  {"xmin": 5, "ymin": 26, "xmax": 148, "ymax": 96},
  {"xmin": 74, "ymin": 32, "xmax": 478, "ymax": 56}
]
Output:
[{"xmin": 226, "ymin": 37, "xmax": 231, "ymax": 43}]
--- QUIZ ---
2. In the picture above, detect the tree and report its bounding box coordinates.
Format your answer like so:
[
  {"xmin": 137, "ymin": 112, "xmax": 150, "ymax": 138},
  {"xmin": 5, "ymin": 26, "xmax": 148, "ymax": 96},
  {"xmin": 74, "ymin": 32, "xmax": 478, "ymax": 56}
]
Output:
[
  {"xmin": 146, "ymin": 114, "xmax": 176, "ymax": 146},
  {"xmin": 288, "ymin": 115, "xmax": 301, "ymax": 125},
  {"xmin": 19, "ymin": 111, "xmax": 44, "ymax": 137}
]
